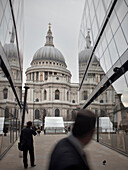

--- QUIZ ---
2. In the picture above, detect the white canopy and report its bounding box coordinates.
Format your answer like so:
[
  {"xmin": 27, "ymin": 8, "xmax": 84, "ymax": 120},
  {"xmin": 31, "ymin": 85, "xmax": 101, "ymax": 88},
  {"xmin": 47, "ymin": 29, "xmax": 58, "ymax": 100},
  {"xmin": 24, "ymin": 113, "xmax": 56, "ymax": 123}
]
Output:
[
  {"xmin": 0, "ymin": 117, "xmax": 4, "ymax": 135},
  {"xmin": 44, "ymin": 117, "xmax": 65, "ymax": 134}
]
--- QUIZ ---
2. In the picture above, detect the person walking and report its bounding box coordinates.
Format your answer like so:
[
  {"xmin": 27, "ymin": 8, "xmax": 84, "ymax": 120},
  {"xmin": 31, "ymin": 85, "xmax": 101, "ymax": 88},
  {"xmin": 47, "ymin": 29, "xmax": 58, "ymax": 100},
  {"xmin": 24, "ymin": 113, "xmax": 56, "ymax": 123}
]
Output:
[
  {"xmin": 20, "ymin": 121, "xmax": 37, "ymax": 169},
  {"xmin": 48, "ymin": 109, "xmax": 96, "ymax": 170},
  {"xmin": 36, "ymin": 126, "xmax": 41, "ymax": 136}
]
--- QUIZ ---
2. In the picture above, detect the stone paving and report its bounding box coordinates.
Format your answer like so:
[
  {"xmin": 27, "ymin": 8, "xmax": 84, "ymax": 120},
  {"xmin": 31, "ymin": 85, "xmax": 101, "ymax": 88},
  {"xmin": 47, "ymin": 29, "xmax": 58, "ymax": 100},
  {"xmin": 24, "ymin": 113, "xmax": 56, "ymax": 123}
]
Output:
[{"xmin": 0, "ymin": 133, "xmax": 128, "ymax": 170}]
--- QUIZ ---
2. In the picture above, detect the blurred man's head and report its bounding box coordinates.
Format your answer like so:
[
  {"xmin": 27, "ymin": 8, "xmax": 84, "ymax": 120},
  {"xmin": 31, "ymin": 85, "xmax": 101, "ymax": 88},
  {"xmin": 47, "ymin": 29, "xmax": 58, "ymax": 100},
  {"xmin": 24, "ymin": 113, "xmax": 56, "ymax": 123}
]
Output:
[
  {"xmin": 72, "ymin": 109, "xmax": 96, "ymax": 145},
  {"xmin": 27, "ymin": 121, "xmax": 32, "ymax": 127}
]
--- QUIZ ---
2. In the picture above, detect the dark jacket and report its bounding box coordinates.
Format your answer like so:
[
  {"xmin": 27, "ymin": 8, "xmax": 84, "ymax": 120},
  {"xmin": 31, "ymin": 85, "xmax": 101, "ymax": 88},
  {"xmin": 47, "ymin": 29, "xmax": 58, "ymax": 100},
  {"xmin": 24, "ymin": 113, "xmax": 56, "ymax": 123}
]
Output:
[
  {"xmin": 20, "ymin": 126, "xmax": 37, "ymax": 149},
  {"xmin": 48, "ymin": 137, "xmax": 90, "ymax": 170}
]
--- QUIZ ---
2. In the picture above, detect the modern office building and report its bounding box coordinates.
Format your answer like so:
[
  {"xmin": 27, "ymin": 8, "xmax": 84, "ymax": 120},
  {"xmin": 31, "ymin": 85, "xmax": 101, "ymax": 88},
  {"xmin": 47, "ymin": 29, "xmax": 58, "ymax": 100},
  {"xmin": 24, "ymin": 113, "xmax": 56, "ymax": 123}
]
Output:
[
  {"xmin": 0, "ymin": 0, "xmax": 24, "ymax": 159},
  {"xmin": 25, "ymin": 24, "xmax": 79, "ymax": 126},
  {"xmin": 79, "ymin": 0, "xmax": 128, "ymax": 155}
]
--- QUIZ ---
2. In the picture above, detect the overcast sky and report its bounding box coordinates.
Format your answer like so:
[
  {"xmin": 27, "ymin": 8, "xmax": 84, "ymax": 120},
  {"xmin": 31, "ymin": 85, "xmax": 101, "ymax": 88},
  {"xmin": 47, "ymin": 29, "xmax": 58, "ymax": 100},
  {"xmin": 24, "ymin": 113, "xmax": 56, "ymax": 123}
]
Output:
[{"xmin": 23, "ymin": 0, "xmax": 85, "ymax": 84}]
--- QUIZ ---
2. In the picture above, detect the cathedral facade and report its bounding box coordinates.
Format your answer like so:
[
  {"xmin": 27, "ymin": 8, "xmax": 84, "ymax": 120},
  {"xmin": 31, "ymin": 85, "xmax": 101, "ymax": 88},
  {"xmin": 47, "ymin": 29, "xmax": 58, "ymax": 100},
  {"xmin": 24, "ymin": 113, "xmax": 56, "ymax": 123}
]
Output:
[{"xmin": 25, "ymin": 24, "xmax": 79, "ymax": 124}]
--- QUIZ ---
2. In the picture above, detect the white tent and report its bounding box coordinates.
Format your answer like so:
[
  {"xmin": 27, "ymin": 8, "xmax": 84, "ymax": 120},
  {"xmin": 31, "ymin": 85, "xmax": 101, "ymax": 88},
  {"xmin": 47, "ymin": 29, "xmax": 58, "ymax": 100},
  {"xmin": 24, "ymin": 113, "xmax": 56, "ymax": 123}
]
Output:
[
  {"xmin": 0, "ymin": 117, "xmax": 4, "ymax": 135},
  {"xmin": 98, "ymin": 117, "xmax": 115, "ymax": 132},
  {"xmin": 44, "ymin": 117, "xmax": 65, "ymax": 134}
]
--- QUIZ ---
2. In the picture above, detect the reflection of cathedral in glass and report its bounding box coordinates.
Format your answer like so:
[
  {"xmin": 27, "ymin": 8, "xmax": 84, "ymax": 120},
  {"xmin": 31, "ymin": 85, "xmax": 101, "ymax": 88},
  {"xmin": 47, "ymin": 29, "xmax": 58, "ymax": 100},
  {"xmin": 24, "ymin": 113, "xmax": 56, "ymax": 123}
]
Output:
[
  {"xmin": 0, "ymin": 28, "xmax": 22, "ymax": 118},
  {"xmin": 79, "ymin": 30, "xmax": 118, "ymax": 118},
  {"xmin": 25, "ymin": 24, "xmax": 79, "ymax": 123},
  {"xmin": 0, "ymin": 0, "xmax": 23, "ymax": 158}
]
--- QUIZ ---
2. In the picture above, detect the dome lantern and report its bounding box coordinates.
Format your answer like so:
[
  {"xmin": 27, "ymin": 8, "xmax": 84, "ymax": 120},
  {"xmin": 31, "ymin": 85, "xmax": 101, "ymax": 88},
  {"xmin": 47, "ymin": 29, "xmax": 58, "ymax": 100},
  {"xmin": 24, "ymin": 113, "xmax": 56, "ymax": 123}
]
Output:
[
  {"xmin": 45, "ymin": 23, "xmax": 54, "ymax": 47},
  {"xmin": 10, "ymin": 27, "xmax": 15, "ymax": 44},
  {"xmin": 85, "ymin": 29, "xmax": 91, "ymax": 49}
]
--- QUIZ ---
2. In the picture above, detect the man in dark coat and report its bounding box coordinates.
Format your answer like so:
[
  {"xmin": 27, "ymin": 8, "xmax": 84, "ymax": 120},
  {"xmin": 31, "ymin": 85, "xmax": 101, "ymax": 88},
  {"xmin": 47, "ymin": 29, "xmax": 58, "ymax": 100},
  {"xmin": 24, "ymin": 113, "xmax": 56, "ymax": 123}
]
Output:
[
  {"xmin": 48, "ymin": 109, "xmax": 96, "ymax": 170},
  {"xmin": 20, "ymin": 121, "xmax": 37, "ymax": 169}
]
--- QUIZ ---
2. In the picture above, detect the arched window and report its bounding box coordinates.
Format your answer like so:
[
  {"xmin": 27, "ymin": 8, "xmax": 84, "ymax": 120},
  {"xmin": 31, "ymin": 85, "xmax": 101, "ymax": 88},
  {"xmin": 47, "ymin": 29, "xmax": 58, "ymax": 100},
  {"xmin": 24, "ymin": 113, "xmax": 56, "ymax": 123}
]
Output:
[
  {"xmin": 36, "ymin": 72, "xmax": 38, "ymax": 81},
  {"xmin": 67, "ymin": 110, "xmax": 69, "ymax": 120},
  {"xmin": 72, "ymin": 111, "xmax": 76, "ymax": 120},
  {"xmin": 14, "ymin": 108, "xmax": 17, "ymax": 118},
  {"xmin": 67, "ymin": 91, "xmax": 69, "ymax": 101},
  {"xmin": 100, "ymin": 109, "xmax": 105, "ymax": 117},
  {"xmin": 35, "ymin": 98, "xmax": 39, "ymax": 102},
  {"xmin": 55, "ymin": 109, "xmax": 60, "ymax": 117},
  {"xmin": 100, "ymin": 99, "xmax": 104, "ymax": 103},
  {"xmin": 43, "ymin": 109, "xmax": 46, "ymax": 117},
  {"xmin": 55, "ymin": 90, "xmax": 60, "ymax": 100},
  {"xmin": 3, "ymin": 88, "xmax": 8, "ymax": 99},
  {"xmin": 5, "ymin": 108, "xmax": 9, "ymax": 118},
  {"xmin": 35, "ymin": 109, "xmax": 40, "ymax": 119},
  {"xmin": 44, "ymin": 90, "xmax": 47, "ymax": 100},
  {"xmin": 72, "ymin": 100, "xmax": 75, "ymax": 103},
  {"xmin": 40, "ymin": 73, "xmax": 43, "ymax": 81},
  {"xmin": 83, "ymin": 91, "xmax": 87, "ymax": 100}
]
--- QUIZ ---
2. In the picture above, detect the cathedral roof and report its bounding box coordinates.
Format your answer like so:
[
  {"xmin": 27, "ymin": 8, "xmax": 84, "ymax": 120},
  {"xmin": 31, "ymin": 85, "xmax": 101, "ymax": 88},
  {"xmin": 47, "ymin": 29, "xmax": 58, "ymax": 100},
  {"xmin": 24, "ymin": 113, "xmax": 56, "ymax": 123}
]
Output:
[
  {"xmin": 79, "ymin": 30, "xmax": 98, "ymax": 63},
  {"xmin": 4, "ymin": 28, "xmax": 18, "ymax": 58},
  {"xmin": 32, "ymin": 24, "xmax": 66, "ymax": 65}
]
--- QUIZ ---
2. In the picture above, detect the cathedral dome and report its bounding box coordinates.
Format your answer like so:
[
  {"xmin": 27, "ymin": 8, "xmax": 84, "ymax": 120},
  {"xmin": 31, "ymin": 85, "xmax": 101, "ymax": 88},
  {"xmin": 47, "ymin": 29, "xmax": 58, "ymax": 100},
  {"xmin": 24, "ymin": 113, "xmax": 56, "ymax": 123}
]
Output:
[
  {"xmin": 33, "ymin": 46, "xmax": 65, "ymax": 64},
  {"xmin": 79, "ymin": 48, "xmax": 98, "ymax": 63},
  {"xmin": 79, "ymin": 30, "xmax": 98, "ymax": 63},
  {"xmin": 4, "ymin": 28, "xmax": 18, "ymax": 58},
  {"xmin": 4, "ymin": 43, "xmax": 18, "ymax": 58},
  {"xmin": 32, "ymin": 24, "xmax": 66, "ymax": 65}
]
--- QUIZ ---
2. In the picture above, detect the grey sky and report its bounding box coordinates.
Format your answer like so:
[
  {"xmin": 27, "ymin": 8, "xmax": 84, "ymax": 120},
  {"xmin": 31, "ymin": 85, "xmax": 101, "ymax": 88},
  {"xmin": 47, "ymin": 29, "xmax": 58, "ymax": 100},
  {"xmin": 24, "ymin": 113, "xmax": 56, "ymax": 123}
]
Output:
[{"xmin": 23, "ymin": 0, "xmax": 85, "ymax": 84}]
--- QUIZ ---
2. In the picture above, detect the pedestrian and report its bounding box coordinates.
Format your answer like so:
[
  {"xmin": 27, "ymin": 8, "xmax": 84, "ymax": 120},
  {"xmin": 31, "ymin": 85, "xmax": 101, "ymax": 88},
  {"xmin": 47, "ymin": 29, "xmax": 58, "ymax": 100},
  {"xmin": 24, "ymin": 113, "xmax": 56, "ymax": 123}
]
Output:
[
  {"xmin": 48, "ymin": 109, "xmax": 96, "ymax": 170},
  {"xmin": 32, "ymin": 125, "xmax": 37, "ymax": 132},
  {"xmin": 20, "ymin": 121, "xmax": 37, "ymax": 169},
  {"xmin": 37, "ymin": 126, "xmax": 41, "ymax": 136}
]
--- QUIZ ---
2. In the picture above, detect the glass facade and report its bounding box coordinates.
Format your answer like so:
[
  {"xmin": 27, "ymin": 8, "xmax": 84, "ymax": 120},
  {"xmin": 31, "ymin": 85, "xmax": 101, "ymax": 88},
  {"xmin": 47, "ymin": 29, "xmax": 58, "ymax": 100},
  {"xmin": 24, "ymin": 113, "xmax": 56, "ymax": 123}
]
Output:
[
  {"xmin": 0, "ymin": 0, "xmax": 24, "ymax": 159},
  {"xmin": 79, "ymin": 0, "xmax": 128, "ymax": 155}
]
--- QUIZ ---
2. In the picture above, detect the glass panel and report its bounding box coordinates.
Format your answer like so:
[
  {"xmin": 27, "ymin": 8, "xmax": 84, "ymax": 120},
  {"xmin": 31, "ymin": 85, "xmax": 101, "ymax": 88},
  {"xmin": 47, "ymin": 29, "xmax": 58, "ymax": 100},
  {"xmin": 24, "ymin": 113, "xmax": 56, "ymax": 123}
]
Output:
[
  {"xmin": 115, "ymin": 0, "xmax": 128, "ymax": 23},
  {"xmin": 114, "ymin": 27, "xmax": 127, "ymax": 56},
  {"xmin": 92, "ymin": 17, "xmax": 98, "ymax": 41},
  {"xmin": 121, "ymin": 13, "xmax": 128, "ymax": 44},
  {"xmin": 108, "ymin": 39, "xmax": 119, "ymax": 65},
  {"xmin": 97, "ymin": 0, "xmax": 105, "ymax": 29},
  {"xmin": 97, "ymin": 42, "xmax": 103, "ymax": 59},
  {"xmin": 101, "ymin": 33, "xmax": 107, "ymax": 53},
  {"xmin": 4, "ymin": 1, "xmax": 11, "ymax": 23},
  {"xmin": 110, "ymin": 10, "xmax": 120, "ymax": 35},
  {"xmin": 0, "ymin": 1, "xmax": 4, "ymax": 23},
  {"xmin": 90, "ymin": 2, "xmax": 95, "ymax": 24},
  {"xmin": 88, "ymin": 0, "xmax": 92, "ymax": 8},
  {"xmin": 112, "ymin": 75, "xmax": 127, "ymax": 93},
  {"xmin": 0, "ymin": 15, "xmax": 7, "ymax": 45},
  {"xmin": 105, "ymin": 22, "xmax": 113, "ymax": 44},
  {"xmin": 93, "ymin": 0, "xmax": 99, "ymax": 9},
  {"xmin": 103, "ymin": 48, "xmax": 112, "ymax": 72},
  {"xmin": 1, "ymin": 0, "xmax": 8, "ymax": 7},
  {"xmin": 100, "ymin": 56, "xmax": 107, "ymax": 73},
  {"xmin": 103, "ymin": 0, "xmax": 112, "ymax": 11}
]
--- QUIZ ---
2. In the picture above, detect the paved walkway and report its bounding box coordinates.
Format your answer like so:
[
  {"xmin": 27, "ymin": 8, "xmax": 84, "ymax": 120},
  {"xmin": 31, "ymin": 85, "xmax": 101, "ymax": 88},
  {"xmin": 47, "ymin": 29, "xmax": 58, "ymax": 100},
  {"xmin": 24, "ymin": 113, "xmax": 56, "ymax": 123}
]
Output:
[{"xmin": 0, "ymin": 133, "xmax": 128, "ymax": 170}]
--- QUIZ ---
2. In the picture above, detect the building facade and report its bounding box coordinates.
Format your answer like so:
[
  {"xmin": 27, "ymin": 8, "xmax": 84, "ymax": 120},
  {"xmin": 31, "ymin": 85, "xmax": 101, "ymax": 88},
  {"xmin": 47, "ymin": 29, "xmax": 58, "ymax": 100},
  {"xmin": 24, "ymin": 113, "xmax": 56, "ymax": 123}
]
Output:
[
  {"xmin": 25, "ymin": 24, "xmax": 79, "ymax": 125},
  {"xmin": 0, "ymin": 0, "xmax": 24, "ymax": 159},
  {"xmin": 79, "ymin": 0, "xmax": 128, "ymax": 155}
]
